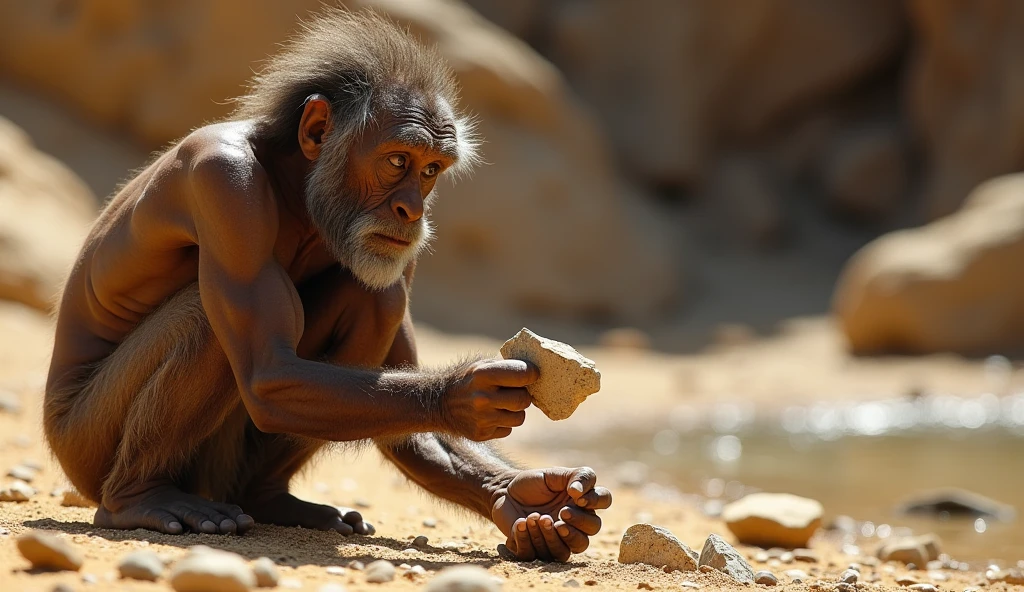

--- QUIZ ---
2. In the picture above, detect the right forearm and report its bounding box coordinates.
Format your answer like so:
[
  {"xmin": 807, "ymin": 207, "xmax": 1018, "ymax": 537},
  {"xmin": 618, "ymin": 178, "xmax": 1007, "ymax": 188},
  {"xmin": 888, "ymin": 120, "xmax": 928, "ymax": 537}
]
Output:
[{"xmin": 248, "ymin": 357, "xmax": 469, "ymax": 440}]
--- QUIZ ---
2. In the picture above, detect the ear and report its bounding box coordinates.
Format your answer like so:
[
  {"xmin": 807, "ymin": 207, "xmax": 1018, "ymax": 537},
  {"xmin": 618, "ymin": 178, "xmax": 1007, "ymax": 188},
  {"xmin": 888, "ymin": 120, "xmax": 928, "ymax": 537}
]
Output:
[{"xmin": 298, "ymin": 94, "xmax": 332, "ymax": 161}]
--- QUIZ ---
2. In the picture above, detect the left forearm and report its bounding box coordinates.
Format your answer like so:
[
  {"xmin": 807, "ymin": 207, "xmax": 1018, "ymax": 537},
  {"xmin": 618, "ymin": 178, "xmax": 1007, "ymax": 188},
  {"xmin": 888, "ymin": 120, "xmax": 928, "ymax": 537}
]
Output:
[{"xmin": 377, "ymin": 433, "xmax": 519, "ymax": 518}]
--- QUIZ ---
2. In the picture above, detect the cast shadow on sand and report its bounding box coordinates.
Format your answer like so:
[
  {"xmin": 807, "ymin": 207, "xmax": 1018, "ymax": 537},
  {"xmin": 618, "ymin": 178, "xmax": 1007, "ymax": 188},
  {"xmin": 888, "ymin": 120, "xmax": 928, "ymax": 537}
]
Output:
[{"xmin": 21, "ymin": 518, "xmax": 586, "ymax": 571}]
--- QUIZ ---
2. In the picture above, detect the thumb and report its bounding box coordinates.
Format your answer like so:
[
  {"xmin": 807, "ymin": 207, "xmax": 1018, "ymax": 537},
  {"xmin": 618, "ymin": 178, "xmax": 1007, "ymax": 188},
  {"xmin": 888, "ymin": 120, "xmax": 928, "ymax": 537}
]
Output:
[{"xmin": 544, "ymin": 467, "xmax": 597, "ymax": 500}]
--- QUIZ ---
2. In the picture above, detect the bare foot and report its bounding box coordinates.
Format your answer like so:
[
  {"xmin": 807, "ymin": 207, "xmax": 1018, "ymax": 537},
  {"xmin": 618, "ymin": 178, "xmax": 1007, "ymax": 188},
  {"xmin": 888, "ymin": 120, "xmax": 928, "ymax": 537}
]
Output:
[
  {"xmin": 242, "ymin": 492, "xmax": 374, "ymax": 536},
  {"xmin": 95, "ymin": 485, "xmax": 254, "ymax": 535}
]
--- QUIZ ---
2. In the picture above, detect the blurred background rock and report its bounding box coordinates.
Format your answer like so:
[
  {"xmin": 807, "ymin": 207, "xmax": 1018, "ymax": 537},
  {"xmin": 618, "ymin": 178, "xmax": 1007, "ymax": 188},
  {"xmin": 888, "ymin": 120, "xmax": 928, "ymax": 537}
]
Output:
[{"xmin": 1, "ymin": 0, "xmax": 1023, "ymax": 356}]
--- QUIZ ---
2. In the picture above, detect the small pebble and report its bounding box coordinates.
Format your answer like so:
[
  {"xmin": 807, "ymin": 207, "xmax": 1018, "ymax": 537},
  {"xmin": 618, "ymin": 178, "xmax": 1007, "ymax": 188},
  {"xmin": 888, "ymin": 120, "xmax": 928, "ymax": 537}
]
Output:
[
  {"xmin": 405, "ymin": 565, "xmax": 427, "ymax": 578},
  {"xmin": 7, "ymin": 464, "xmax": 37, "ymax": 482},
  {"xmin": 897, "ymin": 576, "xmax": 919, "ymax": 586},
  {"xmin": 781, "ymin": 552, "xmax": 795, "ymax": 564},
  {"xmin": 17, "ymin": 531, "xmax": 84, "ymax": 571},
  {"xmin": 794, "ymin": 549, "xmax": 818, "ymax": 563},
  {"xmin": 348, "ymin": 560, "xmax": 365, "ymax": 571},
  {"xmin": 281, "ymin": 578, "xmax": 302, "ymax": 589},
  {"xmin": 326, "ymin": 566, "xmax": 346, "ymax": 575},
  {"xmin": 168, "ymin": 548, "xmax": 256, "ymax": 592},
  {"xmin": 0, "ymin": 480, "xmax": 36, "ymax": 501},
  {"xmin": 399, "ymin": 563, "xmax": 412, "ymax": 570},
  {"xmin": 835, "ymin": 584, "xmax": 855, "ymax": 592},
  {"xmin": 425, "ymin": 565, "xmax": 500, "ymax": 592},
  {"xmin": 365, "ymin": 560, "xmax": 395, "ymax": 583},
  {"xmin": 754, "ymin": 551, "xmax": 770, "ymax": 563},
  {"xmin": 0, "ymin": 526, "xmax": 10, "ymax": 536},
  {"xmin": 0, "ymin": 389, "xmax": 21, "ymax": 414},
  {"xmin": 354, "ymin": 498, "xmax": 372, "ymax": 509},
  {"xmin": 908, "ymin": 585, "xmax": 938, "ymax": 592},
  {"xmin": 929, "ymin": 571, "xmax": 949, "ymax": 582},
  {"xmin": 423, "ymin": 517, "xmax": 437, "ymax": 528},
  {"xmin": 840, "ymin": 569, "xmax": 859, "ymax": 584},
  {"xmin": 848, "ymin": 564, "xmax": 862, "ymax": 573},
  {"xmin": 253, "ymin": 557, "xmax": 280, "ymax": 588},
  {"xmin": 585, "ymin": 581, "xmax": 598, "ymax": 586},
  {"xmin": 81, "ymin": 573, "xmax": 97, "ymax": 585},
  {"xmin": 784, "ymin": 570, "xmax": 809, "ymax": 583},
  {"xmin": 413, "ymin": 535, "xmax": 429, "ymax": 547},
  {"xmin": 564, "ymin": 580, "xmax": 581, "ymax": 588},
  {"xmin": 118, "ymin": 549, "xmax": 164, "ymax": 581},
  {"xmin": 402, "ymin": 548, "xmax": 419, "ymax": 555},
  {"xmin": 756, "ymin": 571, "xmax": 779, "ymax": 586},
  {"xmin": 681, "ymin": 582, "xmax": 701, "ymax": 589}
]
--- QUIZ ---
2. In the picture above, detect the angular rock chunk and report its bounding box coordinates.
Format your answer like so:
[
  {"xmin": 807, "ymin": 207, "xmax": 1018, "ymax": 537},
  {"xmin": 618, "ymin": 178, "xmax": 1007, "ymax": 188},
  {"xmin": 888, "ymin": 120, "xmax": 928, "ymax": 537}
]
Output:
[
  {"xmin": 699, "ymin": 534, "xmax": 755, "ymax": 584},
  {"xmin": 722, "ymin": 493, "xmax": 823, "ymax": 549},
  {"xmin": 365, "ymin": 560, "xmax": 395, "ymax": 584},
  {"xmin": 118, "ymin": 549, "xmax": 164, "ymax": 581},
  {"xmin": 877, "ymin": 534, "xmax": 940, "ymax": 565},
  {"xmin": 425, "ymin": 565, "xmax": 500, "ymax": 591},
  {"xmin": 253, "ymin": 557, "xmax": 280, "ymax": 588},
  {"xmin": 755, "ymin": 571, "xmax": 778, "ymax": 586},
  {"xmin": 169, "ymin": 548, "xmax": 256, "ymax": 592},
  {"xmin": 617, "ymin": 524, "xmax": 699, "ymax": 572},
  {"xmin": 17, "ymin": 531, "xmax": 84, "ymax": 571},
  {"xmin": 0, "ymin": 479, "xmax": 36, "ymax": 502},
  {"xmin": 500, "ymin": 328, "xmax": 601, "ymax": 420}
]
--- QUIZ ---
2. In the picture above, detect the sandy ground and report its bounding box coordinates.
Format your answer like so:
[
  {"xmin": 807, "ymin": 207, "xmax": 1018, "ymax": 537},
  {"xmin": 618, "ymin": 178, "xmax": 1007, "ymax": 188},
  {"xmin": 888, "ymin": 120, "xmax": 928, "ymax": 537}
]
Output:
[{"xmin": 1, "ymin": 300, "xmax": 1021, "ymax": 592}]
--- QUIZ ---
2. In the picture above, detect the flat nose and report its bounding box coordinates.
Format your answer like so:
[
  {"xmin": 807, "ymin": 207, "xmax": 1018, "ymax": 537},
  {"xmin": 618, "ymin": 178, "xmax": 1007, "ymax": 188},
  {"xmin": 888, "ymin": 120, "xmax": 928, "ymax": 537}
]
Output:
[{"xmin": 390, "ymin": 187, "xmax": 424, "ymax": 223}]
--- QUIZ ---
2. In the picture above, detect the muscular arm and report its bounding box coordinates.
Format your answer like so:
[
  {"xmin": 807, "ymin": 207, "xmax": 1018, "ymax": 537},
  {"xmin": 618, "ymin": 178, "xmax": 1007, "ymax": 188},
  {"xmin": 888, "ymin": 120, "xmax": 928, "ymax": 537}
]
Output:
[
  {"xmin": 376, "ymin": 312, "xmax": 519, "ymax": 517},
  {"xmin": 190, "ymin": 153, "xmax": 453, "ymax": 441}
]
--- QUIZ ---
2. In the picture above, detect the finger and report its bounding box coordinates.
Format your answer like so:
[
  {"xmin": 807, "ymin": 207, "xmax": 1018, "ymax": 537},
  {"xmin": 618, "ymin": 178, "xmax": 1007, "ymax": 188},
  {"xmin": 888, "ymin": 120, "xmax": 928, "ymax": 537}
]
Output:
[
  {"xmin": 489, "ymin": 427, "xmax": 513, "ymax": 439},
  {"xmin": 139, "ymin": 508, "xmax": 183, "ymax": 535},
  {"xmin": 493, "ymin": 409, "xmax": 527, "ymax": 428},
  {"xmin": 204, "ymin": 509, "xmax": 236, "ymax": 535},
  {"xmin": 554, "ymin": 521, "xmax": 590, "ymax": 554},
  {"xmin": 539, "ymin": 514, "xmax": 571, "ymax": 562},
  {"xmin": 576, "ymin": 486, "xmax": 612, "ymax": 510},
  {"xmin": 176, "ymin": 506, "xmax": 218, "ymax": 534},
  {"xmin": 526, "ymin": 513, "xmax": 550, "ymax": 559},
  {"xmin": 492, "ymin": 388, "xmax": 533, "ymax": 412},
  {"xmin": 475, "ymin": 359, "xmax": 540, "ymax": 387},
  {"xmin": 512, "ymin": 519, "xmax": 536, "ymax": 561},
  {"xmin": 321, "ymin": 515, "xmax": 354, "ymax": 536},
  {"xmin": 213, "ymin": 503, "xmax": 255, "ymax": 534},
  {"xmin": 341, "ymin": 509, "xmax": 369, "ymax": 535},
  {"xmin": 559, "ymin": 506, "xmax": 602, "ymax": 536},
  {"xmin": 565, "ymin": 467, "xmax": 598, "ymax": 501}
]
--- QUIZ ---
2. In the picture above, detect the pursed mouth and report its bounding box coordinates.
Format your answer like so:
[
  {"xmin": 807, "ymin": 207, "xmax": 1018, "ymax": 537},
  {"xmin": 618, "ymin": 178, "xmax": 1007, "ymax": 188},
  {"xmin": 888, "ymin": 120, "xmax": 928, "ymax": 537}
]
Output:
[{"xmin": 373, "ymin": 233, "xmax": 412, "ymax": 248}]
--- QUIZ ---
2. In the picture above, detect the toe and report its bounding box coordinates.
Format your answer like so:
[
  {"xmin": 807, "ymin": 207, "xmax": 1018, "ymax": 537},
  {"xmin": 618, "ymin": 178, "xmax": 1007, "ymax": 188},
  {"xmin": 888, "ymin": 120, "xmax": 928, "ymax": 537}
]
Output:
[
  {"xmin": 363, "ymin": 521, "xmax": 376, "ymax": 536},
  {"xmin": 144, "ymin": 508, "xmax": 184, "ymax": 535},
  {"xmin": 235, "ymin": 514, "xmax": 255, "ymax": 534}
]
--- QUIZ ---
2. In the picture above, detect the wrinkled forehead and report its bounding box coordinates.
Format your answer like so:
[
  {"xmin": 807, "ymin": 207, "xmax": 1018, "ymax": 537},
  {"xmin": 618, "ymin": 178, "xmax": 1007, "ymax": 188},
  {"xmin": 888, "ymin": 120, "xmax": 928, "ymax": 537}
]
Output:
[{"xmin": 371, "ymin": 86, "xmax": 460, "ymax": 161}]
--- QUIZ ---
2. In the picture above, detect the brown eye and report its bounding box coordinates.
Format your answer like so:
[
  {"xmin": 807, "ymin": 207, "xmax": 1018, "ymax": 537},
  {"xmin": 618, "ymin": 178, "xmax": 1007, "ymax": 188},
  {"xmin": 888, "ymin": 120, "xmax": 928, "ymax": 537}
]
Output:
[
  {"xmin": 388, "ymin": 154, "xmax": 406, "ymax": 168},
  {"xmin": 423, "ymin": 163, "xmax": 441, "ymax": 178}
]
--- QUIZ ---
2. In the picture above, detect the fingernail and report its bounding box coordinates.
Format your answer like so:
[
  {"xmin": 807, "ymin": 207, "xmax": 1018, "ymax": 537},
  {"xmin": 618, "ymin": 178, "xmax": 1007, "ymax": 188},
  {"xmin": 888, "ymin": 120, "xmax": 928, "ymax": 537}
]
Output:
[
  {"xmin": 569, "ymin": 481, "xmax": 584, "ymax": 494},
  {"xmin": 517, "ymin": 521, "xmax": 527, "ymax": 531},
  {"xmin": 557, "ymin": 526, "xmax": 569, "ymax": 536},
  {"xmin": 577, "ymin": 497, "xmax": 588, "ymax": 507}
]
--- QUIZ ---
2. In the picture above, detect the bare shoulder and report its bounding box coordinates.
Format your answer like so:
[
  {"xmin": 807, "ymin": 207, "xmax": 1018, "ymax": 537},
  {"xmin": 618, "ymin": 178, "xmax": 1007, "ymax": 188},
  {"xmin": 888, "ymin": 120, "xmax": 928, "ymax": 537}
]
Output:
[{"xmin": 178, "ymin": 122, "xmax": 273, "ymax": 210}]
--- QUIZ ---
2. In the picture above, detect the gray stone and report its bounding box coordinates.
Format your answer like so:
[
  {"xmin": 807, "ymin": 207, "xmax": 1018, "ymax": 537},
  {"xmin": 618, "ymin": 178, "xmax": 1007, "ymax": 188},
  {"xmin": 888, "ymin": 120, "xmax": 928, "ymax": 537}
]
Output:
[
  {"xmin": 169, "ymin": 549, "xmax": 256, "ymax": 592},
  {"xmin": 897, "ymin": 488, "xmax": 1016, "ymax": 522},
  {"xmin": 0, "ymin": 389, "xmax": 21, "ymax": 414},
  {"xmin": 564, "ymin": 579, "xmax": 581, "ymax": 588},
  {"xmin": 0, "ymin": 479, "xmax": 36, "ymax": 501},
  {"xmin": 699, "ymin": 534, "xmax": 756, "ymax": 584},
  {"xmin": 348, "ymin": 560, "xmax": 364, "ymax": 571},
  {"xmin": 425, "ymin": 565, "xmax": 500, "ymax": 592},
  {"xmin": 793, "ymin": 549, "xmax": 818, "ymax": 563},
  {"xmin": 840, "ymin": 569, "xmax": 859, "ymax": 584},
  {"xmin": 365, "ymin": 560, "xmax": 395, "ymax": 584},
  {"xmin": 7, "ymin": 464, "xmax": 37, "ymax": 482},
  {"xmin": 722, "ymin": 493, "xmax": 824, "ymax": 549},
  {"xmin": 423, "ymin": 517, "xmax": 437, "ymax": 528},
  {"xmin": 784, "ymin": 570, "xmax": 809, "ymax": 582},
  {"xmin": 618, "ymin": 524, "xmax": 699, "ymax": 572},
  {"xmin": 17, "ymin": 531, "xmax": 84, "ymax": 571},
  {"xmin": 325, "ymin": 566, "xmax": 345, "ymax": 576},
  {"xmin": 755, "ymin": 571, "xmax": 778, "ymax": 586},
  {"xmin": 118, "ymin": 549, "xmax": 164, "ymax": 581},
  {"xmin": 499, "ymin": 328, "xmax": 601, "ymax": 420},
  {"xmin": 877, "ymin": 535, "xmax": 940, "ymax": 565},
  {"xmin": 253, "ymin": 557, "xmax": 280, "ymax": 588},
  {"xmin": 413, "ymin": 535, "xmax": 429, "ymax": 547},
  {"xmin": 908, "ymin": 585, "xmax": 938, "ymax": 592}
]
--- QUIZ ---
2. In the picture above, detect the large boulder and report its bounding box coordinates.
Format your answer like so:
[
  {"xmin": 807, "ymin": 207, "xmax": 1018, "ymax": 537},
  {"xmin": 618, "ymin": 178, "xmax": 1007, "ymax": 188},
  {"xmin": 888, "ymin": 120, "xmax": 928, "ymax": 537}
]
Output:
[
  {"xmin": 469, "ymin": 0, "xmax": 905, "ymax": 188},
  {"xmin": 905, "ymin": 0, "xmax": 1024, "ymax": 220},
  {"xmin": 0, "ymin": 117, "xmax": 95, "ymax": 311},
  {"xmin": 0, "ymin": 0, "xmax": 677, "ymax": 329},
  {"xmin": 833, "ymin": 174, "xmax": 1024, "ymax": 355}
]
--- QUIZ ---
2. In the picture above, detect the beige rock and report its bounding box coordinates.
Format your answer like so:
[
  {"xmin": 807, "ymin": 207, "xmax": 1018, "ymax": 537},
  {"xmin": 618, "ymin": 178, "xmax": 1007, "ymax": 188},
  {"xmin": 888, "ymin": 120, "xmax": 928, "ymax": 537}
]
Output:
[
  {"xmin": 364, "ymin": 560, "xmax": 396, "ymax": 584},
  {"xmin": 987, "ymin": 569, "xmax": 1024, "ymax": 585},
  {"xmin": 722, "ymin": 493, "xmax": 823, "ymax": 549},
  {"xmin": 618, "ymin": 524, "xmax": 699, "ymax": 573},
  {"xmin": 16, "ymin": 531, "xmax": 84, "ymax": 571},
  {"xmin": 118, "ymin": 549, "xmax": 164, "ymax": 581},
  {"xmin": 876, "ymin": 534, "xmax": 941, "ymax": 566},
  {"xmin": 0, "ymin": 479, "xmax": 36, "ymax": 502},
  {"xmin": 252, "ymin": 557, "xmax": 280, "ymax": 588},
  {"xmin": 834, "ymin": 174, "xmax": 1024, "ymax": 354},
  {"xmin": 0, "ymin": 116, "xmax": 95, "ymax": 311},
  {"xmin": 7, "ymin": 464, "xmax": 37, "ymax": 482},
  {"xmin": 169, "ymin": 549, "xmax": 257, "ymax": 592},
  {"xmin": 500, "ymin": 328, "xmax": 601, "ymax": 420},
  {"xmin": 60, "ymin": 488, "xmax": 96, "ymax": 508},
  {"xmin": 425, "ymin": 565, "xmax": 500, "ymax": 591}
]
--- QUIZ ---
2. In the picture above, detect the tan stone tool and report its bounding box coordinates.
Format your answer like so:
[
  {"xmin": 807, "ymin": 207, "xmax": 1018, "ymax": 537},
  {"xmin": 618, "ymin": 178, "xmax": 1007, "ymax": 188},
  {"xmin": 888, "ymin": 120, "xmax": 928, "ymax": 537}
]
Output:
[{"xmin": 499, "ymin": 328, "xmax": 601, "ymax": 420}]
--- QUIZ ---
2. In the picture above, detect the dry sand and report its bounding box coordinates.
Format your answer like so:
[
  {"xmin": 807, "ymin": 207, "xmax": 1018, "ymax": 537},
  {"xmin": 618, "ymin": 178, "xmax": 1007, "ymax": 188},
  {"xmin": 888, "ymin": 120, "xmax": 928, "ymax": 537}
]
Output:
[{"xmin": 0, "ymin": 301, "xmax": 1020, "ymax": 591}]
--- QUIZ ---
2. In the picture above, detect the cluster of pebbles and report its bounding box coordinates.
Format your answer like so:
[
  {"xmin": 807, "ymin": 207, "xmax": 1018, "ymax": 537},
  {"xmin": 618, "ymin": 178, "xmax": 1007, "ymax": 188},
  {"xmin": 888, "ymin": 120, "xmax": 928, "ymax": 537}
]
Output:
[{"xmin": 14, "ymin": 530, "xmax": 502, "ymax": 591}]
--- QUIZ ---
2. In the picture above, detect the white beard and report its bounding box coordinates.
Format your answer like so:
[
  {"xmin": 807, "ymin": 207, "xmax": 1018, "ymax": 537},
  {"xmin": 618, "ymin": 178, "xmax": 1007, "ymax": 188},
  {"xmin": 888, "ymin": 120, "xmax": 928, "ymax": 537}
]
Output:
[{"xmin": 304, "ymin": 136, "xmax": 433, "ymax": 291}]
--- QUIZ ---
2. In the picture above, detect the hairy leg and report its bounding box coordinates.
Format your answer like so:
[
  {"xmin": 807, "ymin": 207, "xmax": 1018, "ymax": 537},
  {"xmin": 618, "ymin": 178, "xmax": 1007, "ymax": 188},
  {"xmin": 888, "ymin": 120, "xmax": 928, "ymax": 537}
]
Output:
[
  {"xmin": 46, "ymin": 284, "xmax": 254, "ymax": 534},
  {"xmin": 226, "ymin": 267, "xmax": 406, "ymax": 534}
]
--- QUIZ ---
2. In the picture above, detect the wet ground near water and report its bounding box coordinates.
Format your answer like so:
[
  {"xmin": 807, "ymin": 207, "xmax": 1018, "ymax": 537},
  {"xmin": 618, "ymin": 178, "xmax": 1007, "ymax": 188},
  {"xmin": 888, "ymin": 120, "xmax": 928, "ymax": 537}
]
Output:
[{"xmin": 531, "ymin": 392, "xmax": 1024, "ymax": 566}]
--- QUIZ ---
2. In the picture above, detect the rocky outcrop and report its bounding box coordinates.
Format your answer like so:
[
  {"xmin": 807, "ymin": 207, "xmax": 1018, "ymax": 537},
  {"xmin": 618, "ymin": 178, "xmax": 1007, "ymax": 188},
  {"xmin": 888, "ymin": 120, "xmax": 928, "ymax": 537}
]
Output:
[
  {"xmin": 905, "ymin": 0, "xmax": 1024, "ymax": 220},
  {"xmin": 834, "ymin": 174, "xmax": 1024, "ymax": 355},
  {"xmin": 0, "ymin": 117, "xmax": 95, "ymax": 311}
]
